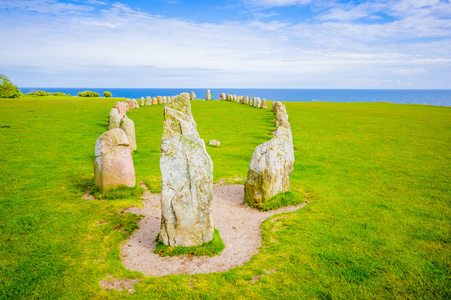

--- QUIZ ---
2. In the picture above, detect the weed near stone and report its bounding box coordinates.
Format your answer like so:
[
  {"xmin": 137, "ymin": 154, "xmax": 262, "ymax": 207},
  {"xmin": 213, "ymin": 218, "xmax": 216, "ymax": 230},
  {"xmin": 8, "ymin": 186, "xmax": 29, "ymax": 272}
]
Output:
[{"xmin": 153, "ymin": 228, "xmax": 225, "ymax": 257}]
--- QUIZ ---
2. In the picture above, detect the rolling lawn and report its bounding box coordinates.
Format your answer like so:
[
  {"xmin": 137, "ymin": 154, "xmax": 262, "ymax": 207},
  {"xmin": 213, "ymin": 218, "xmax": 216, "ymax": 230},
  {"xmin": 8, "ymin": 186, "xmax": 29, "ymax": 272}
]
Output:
[{"xmin": 0, "ymin": 96, "xmax": 449, "ymax": 299}]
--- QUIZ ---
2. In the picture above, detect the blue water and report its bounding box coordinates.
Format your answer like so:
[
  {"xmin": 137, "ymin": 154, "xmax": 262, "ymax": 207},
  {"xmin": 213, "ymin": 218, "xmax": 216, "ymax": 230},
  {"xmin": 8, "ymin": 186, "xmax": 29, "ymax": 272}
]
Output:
[{"xmin": 20, "ymin": 88, "xmax": 451, "ymax": 106}]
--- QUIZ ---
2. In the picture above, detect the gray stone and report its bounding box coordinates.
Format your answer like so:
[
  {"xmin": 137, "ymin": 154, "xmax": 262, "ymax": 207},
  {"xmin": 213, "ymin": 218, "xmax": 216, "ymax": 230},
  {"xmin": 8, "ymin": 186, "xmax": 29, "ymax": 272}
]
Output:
[
  {"xmin": 190, "ymin": 91, "xmax": 196, "ymax": 100},
  {"xmin": 145, "ymin": 96, "xmax": 152, "ymax": 106},
  {"xmin": 94, "ymin": 128, "xmax": 135, "ymax": 193},
  {"xmin": 132, "ymin": 99, "xmax": 139, "ymax": 108},
  {"xmin": 140, "ymin": 97, "xmax": 145, "ymax": 106},
  {"xmin": 157, "ymin": 96, "xmax": 163, "ymax": 104},
  {"xmin": 152, "ymin": 97, "xmax": 157, "ymax": 105},
  {"xmin": 261, "ymin": 99, "xmax": 267, "ymax": 109},
  {"xmin": 206, "ymin": 89, "xmax": 211, "ymax": 101},
  {"xmin": 244, "ymin": 126, "xmax": 294, "ymax": 207},
  {"xmin": 109, "ymin": 108, "xmax": 122, "ymax": 130},
  {"xmin": 208, "ymin": 140, "xmax": 221, "ymax": 147},
  {"xmin": 120, "ymin": 116, "xmax": 136, "ymax": 152},
  {"xmin": 159, "ymin": 92, "xmax": 214, "ymax": 247}
]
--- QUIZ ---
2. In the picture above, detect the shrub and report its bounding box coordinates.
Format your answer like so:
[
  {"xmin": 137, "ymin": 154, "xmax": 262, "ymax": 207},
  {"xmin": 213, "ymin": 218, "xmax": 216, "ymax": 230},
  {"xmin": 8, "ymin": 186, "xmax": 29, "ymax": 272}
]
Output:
[
  {"xmin": 78, "ymin": 91, "xmax": 99, "ymax": 97},
  {"xmin": 103, "ymin": 91, "xmax": 112, "ymax": 98},
  {"xmin": 36, "ymin": 90, "xmax": 49, "ymax": 96},
  {"xmin": 0, "ymin": 74, "xmax": 22, "ymax": 98}
]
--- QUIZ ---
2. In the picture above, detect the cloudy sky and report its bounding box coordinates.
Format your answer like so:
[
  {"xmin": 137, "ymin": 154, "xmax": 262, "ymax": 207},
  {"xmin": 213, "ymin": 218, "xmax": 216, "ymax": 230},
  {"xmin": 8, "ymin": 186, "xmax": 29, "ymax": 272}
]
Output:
[{"xmin": 1, "ymin": 0, "xmax": 450, "ymax": 88}]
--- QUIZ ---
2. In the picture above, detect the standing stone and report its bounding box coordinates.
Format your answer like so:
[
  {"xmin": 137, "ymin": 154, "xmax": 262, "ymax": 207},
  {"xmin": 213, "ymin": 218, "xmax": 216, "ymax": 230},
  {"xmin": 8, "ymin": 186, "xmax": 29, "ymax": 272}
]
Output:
[
  {"xmin": 157, "ymin": 96, "xmax": 163, "ymax": 104},
  {"xmin": 279, "ymin": 114, "xmax": 290, "ymax": 129},
  {"xmin": 190, "ymin": 91, "xmax": 196, "ymax": 100},
  {"xmin": 254, "ymin": 97, "xmax": 261, "ymax": 108},
  {"xmin": 109, "ymin": 108, "xmax": 122, "ymax": 130},
  {"xmin": 120, "ymin": 116, "xmax": 137, "ymax": 152},
  {"xmin": 206, "ymin": 89, "xmax": 211, "ymax": 101},
  {"xmin": 145, "ymin": 96, "xmax": 152, "ymax": 106},
  {"xmin": 244, "ymin": 126, "xmax": 294, "ymax": 208},
  {"xmin": 163, "ymin": 96, "xmax": 168, "ymax": 104},
  {"xmin": 123, "ymin": 101, "xmax": 130, "ymax": 112},
  {"xmin": 132, "ymin": 99, "xmax": 139, "ymax": 108},
  {"xmin": 261, "ymin": 99, "xmax": 267, "ymax": 109},
  {"xmin": 221, "ymin": 93, "xmax": 225, "ymax": 101},
  {"xmin": 94, "ymin": 128, "xmax": 135, "ymax": 193},
  {"xmin": 208, "ymin": 140, "xmax": 221, "ymax": 147},
  {"xmin": 127, "ymin": 99, "xmax": 135, "ymax": 110},
  {"xmin": 114, "ymin": 102, "xmax": 127, "ymax": 117},
  {"xmin": 152, "ymin": 97, "xmax": 158, "ymax": 105},
  {"xmin": 160, "ymin": 92, "xmax": 214, "ymax": 247},
  {"xmin": 140, "ymin": 97, "xmax": 145, "ymax": 106}
]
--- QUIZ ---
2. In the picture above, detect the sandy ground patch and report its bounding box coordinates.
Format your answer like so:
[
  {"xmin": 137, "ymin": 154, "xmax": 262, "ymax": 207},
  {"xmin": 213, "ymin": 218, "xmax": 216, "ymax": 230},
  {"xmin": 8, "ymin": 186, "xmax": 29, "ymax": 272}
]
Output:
[{"xmin": 121, "ymin": 184, "xmax": 308, "ymax": 276}]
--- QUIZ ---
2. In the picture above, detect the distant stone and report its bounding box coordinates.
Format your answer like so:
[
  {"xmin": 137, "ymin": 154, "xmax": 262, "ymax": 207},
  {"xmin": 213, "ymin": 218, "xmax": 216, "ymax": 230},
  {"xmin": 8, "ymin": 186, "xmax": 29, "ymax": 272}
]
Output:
[
  {"xmin": 108, "ymin": 108, "xmax": 121, "ymax": 130},
  {"xmin": 127, "ymin": 99, "xmax": 135, "ymax": 110},
  {"xmin": 140, "ymin": 97, "xmax": 145, "ymax": 106},
  {"xmin": 145, "ymin": 96, "xmax": 152, "ymax": 106},
  {"xmin": 261, "ymin": 99, "xmax": 267, "ymax": 109},
  {"xmin": 160, "ymin": 92, "xmax": 214, "ymax": 247},
  {"xmin": 152, "ymin": 97, "xmax": 157, "ymax": 105},
  {"xmin": 221, "ymin": 93, "xmax": 225, "ymax": 101},
  {"xmin": 94, "ymin": 128, "xmax": 135, "ymax": 193},
  {"xmin": 278, "ymin": 114, "xmax": 290, "ymax": 128},
  {"xmin": 123, "ymin": 101, "xmax": 130, "ymax": 112},
  {"xmin": 206, "ymin": 89, "xmax": 211, "ymax": 101},
  {"xmin": 120, "ymin": 116, "xmax": 137, "ymax": 152},
  {"xmin": 132, "ymin": 99, "xmax": 139, "ymax": 108},
  {"xmin": 114, "ymin": 102, "xmax": 127, "ymax": 117},
  {"xmin": 157, "ymin": 96, "xmax": 163, "ymax": 104},
  {"xmin": 190, "ymin": 91, "xmax": 196, "ymax": 100},
  {"xmin": 244, "ymin": 126, "xmax": 294, "ymax": 207},
  {"xmin": 255, "ymin": 97, "xmax": 261, "ymax": 108},
  {"xmin": 163, "ymin": 96, "xmax": 168, "ymax": 104},
  {"xmin": 208, "ymin": 140, "xmax": 221, "ymax": 147}
]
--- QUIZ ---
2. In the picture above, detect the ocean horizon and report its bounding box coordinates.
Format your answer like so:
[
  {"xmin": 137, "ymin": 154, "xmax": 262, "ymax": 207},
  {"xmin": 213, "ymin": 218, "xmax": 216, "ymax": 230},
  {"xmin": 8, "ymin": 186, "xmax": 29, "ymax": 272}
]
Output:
[{"xmin": 20, "ymin": 88, "xmax": 451, "ymax": 107}]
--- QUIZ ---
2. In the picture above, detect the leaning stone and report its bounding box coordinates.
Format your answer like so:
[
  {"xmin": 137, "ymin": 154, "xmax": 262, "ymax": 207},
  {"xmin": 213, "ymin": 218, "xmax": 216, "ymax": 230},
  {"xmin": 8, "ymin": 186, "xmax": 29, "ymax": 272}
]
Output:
[
  {"xmin": 244, "ymin": 126, "xmax": 294, "ymax": 207},
  {"xmin": 94, "ymin": 128, "xmax": 135, "ymax": 193},
  {"xmin": 120, "ymin": 116, "xmax": 136, "ymax": 152},
  {"xmin": 206, "ymin": 89, "xmax": 211, "ymax": 101},
  {"xmin": 208, "ymin": 140, "xmax": 221, "ymax": 147},
  {"xmin": 261, "ymin": 99, "xmax": 267, "ymax": 109},
  {"xmin": 160, "ymin": 92, "xmax": 214, "ymax": 247}
]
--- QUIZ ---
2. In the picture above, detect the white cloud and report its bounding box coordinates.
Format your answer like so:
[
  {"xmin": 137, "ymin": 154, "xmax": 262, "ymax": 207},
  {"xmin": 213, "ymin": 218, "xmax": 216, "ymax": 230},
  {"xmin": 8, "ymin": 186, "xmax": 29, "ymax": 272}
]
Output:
[
  {"xmin": 0, "ymin": 0, "xmax": 450, "ymax": 88},
  {"xmin": 240, "ymin": 0, "xmax": 313, "ymax": 9}
]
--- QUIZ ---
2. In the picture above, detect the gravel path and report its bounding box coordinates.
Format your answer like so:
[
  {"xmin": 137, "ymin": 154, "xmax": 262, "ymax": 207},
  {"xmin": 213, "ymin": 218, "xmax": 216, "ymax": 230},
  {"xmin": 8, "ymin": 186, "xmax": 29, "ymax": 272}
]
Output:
[{"xmin": 121, "ymin": 184, "xmax": 308, "ymax": 276}]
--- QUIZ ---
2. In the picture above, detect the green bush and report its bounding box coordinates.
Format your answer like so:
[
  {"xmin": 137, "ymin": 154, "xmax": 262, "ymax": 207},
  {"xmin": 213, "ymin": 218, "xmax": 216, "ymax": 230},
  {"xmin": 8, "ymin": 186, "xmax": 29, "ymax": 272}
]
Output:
[
  {"xmin": 0, "ymin": 74, "xmax": 22, "ymax": 98},
  {"xmin": 78, "ymin": 91, "xmax": 99, "ymax": 97},
  {"xmin": 36, "ymin": 90, "xmax": 49, "ymax": 96},
  {"xmin": 103, "ymin": 91, "xmax": 112, "ymax": 98}
]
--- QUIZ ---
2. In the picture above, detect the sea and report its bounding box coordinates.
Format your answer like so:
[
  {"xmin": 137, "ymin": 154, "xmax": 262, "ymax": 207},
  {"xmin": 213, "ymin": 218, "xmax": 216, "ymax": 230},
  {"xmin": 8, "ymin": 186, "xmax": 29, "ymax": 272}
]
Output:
[{"xmin": 20, "ymin": 88, "xmax": 451, "ymax": 107}]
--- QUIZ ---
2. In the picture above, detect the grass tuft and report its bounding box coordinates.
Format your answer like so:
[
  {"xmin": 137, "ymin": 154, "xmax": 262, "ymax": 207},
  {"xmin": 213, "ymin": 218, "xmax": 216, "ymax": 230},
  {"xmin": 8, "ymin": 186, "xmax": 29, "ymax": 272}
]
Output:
[
  {"xmin": 91, "ymin": 185, "xmax": 145, "ymax": 200},
  {"xmin": 153, "ymin": 228, "xmax": 225, "ymax": 257},
  {"xmin": 256, "ymin": 191, "xmax": 304, "ymax": 211}
]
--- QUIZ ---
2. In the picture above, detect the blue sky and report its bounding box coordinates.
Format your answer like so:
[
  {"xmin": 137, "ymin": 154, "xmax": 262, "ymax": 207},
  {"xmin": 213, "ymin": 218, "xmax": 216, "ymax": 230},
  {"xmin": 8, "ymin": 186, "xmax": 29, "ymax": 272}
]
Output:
[{"xmin": 0, "ymin": 0, "xmax": 450, "ymax": 88}]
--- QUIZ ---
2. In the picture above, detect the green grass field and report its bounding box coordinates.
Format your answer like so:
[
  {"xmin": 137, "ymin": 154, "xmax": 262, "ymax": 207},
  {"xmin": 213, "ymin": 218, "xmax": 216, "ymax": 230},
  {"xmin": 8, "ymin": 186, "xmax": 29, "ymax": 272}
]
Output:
[{"xmin": 0, "ymin": 96, "xmax": 449, "ymax": 299}]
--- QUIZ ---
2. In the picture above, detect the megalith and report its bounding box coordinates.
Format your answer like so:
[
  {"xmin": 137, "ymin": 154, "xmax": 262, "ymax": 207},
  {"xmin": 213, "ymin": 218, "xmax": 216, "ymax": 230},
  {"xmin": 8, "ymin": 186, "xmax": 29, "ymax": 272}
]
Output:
[
  {"xmin": 132, "ymin": 99, "xmax": 139, "ymax": 109},
  {"xmin": 94, "ymin": 128, "xmax": 135, "ymax": 193},
  {"xmin": 206, "ymin": 89, "xmax": 211, "ymax": 101},
  {"xmin": 159, "ymin": 92, "xmax": 214, "ymax": 247},
  {"xmin": 109, "ymin": 108, "xmax": 122, "ymax": 130},
  {"xmin": 152, "ymin": 97, "xmax": 158, "ymax": 105},
  {"xmin": 114, "ymin": 102, "xmax": 127, "ymax": 117},
  {"xmin": 157, "ymin": 96, "xmax": 163, "ymax": 104},
  {"xmin": 120, "ymin": 116, "xmax": 137, "ymax": 152},
  {"xmin": 145, "ymin": 96, "xmax": 152, "ymax": 106},
  {"xmin": 244, "ymin": 126, "xmax": 294, "ymax": 208},
  {"xmin": 140, "ymin": 97, "xmax": 145, "ymax": 106},
  {"xmin": 261, "ymin": 99, "xmax": 267, "ymax": 109},
  {"xmin": 190, "ymin": 91, "xmax": 196, "ymax": 100}
]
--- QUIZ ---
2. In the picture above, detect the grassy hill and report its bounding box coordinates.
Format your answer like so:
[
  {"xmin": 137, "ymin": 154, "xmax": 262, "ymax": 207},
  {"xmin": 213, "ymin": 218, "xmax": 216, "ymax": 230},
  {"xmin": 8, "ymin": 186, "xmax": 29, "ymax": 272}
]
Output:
[{"xmin": 0, "ymin": 96, "xmax": 449, "ymax": 299}]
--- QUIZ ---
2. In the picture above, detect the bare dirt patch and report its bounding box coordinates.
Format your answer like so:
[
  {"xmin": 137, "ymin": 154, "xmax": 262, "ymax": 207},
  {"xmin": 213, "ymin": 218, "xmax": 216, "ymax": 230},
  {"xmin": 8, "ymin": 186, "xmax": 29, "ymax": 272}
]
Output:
[{"xmin": 121, "ymin": 184, "xmax": 308, "ymax": 276}]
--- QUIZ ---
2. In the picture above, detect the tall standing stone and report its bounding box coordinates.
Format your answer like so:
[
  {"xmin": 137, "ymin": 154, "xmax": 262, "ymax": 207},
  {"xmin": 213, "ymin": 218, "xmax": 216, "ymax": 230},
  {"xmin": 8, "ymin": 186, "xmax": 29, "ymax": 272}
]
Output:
[
  {"xmin": 94, "ymin": 128, "xmax": 135, "ymax": 193},
  {"xmin": 152, "ymin": 97, "xmax": 158, "ymax": 105},
  {"xmin": 120, "ymin": 116, "xmax": 137, "ymax": 152},
  {"xmin": 190, "ymin": 91, "xmax": 196, "ymax": 100},
  {"xmin": 244, "ymin": 126, "xmax": 294, "ymax": 208},
  {"xmin": 132, "ymin": 99, "xmax": 139, "ymax": 109},
  {"xmin": 206, "ymin": 89, "xmax": 211, "ymax": 101},
  {"xmin": 157, "ymin": 96, "xmax": 163, "ymax": 104},
  {"xmin": 145, "ymin": 96, "xmax": 152, "ymax": 106},
  {"xmin": 160, "ymin": 92, "xmax": 214, "ymax": 247},
  {"xmin": 261, "ymin": 99, "xmax": 267, "ymax": 109}
]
